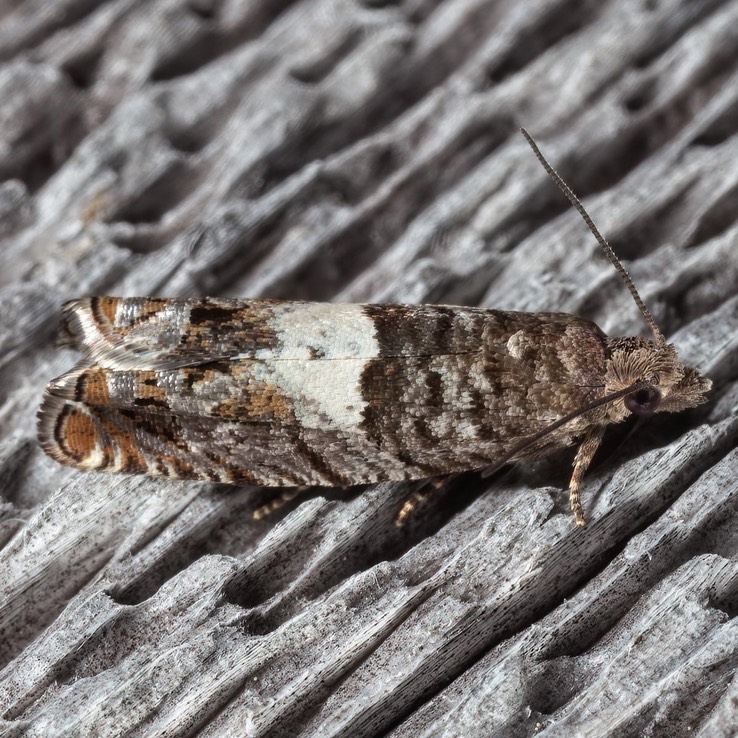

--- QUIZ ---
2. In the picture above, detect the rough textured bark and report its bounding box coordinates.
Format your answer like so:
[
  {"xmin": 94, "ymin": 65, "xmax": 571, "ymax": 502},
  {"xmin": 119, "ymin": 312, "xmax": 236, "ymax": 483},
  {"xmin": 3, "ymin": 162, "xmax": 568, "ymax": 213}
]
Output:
[{"xmin": 0, "ymin": 1, "xmax": 737, "ymax": 736}]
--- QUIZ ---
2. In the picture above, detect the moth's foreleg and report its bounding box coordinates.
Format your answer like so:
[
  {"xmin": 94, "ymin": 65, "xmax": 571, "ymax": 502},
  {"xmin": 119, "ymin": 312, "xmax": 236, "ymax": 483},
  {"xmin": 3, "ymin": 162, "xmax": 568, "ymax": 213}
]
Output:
[{"xmin": 569, "ymin": 426, "xmax": 606, "ymax": 527}]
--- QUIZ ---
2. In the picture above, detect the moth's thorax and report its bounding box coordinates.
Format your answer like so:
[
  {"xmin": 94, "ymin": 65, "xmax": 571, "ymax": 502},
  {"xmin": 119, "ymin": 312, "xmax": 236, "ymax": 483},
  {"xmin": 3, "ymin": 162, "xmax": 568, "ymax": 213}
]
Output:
[{"xmin": 604, "ymin": 337, "xmax": 711, "ymax": 422}]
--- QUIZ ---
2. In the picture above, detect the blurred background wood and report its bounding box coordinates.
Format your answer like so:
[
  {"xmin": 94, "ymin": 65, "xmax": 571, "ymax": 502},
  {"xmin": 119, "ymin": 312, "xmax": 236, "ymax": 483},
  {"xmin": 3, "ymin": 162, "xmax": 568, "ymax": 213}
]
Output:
[{"xmin": 0, "ymin": 1, "xmax": 737, "ymax": 736}]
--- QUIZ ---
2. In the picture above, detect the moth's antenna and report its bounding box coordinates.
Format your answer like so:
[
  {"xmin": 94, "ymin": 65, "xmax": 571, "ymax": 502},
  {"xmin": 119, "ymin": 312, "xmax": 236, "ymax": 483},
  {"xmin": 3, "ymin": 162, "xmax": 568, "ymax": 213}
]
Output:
[{"xmin": 520, "ymin": 128, "xmax": 665, "ymax": 345}]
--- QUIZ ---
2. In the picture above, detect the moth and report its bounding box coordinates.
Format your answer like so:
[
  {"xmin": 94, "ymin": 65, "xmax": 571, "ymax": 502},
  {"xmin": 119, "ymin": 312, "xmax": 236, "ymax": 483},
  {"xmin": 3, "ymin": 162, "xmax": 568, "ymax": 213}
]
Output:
[{"xmin": 37, "ymin": 130, "xmax": 711, "ymax": 525}]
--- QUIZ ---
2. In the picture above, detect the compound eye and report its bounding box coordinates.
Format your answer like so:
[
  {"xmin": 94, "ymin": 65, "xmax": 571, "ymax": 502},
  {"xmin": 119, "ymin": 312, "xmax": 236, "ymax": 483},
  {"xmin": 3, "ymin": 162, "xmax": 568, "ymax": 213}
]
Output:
[{"xmin": 625, "ymin": 386, "xmax": 661, "ymax": 416}]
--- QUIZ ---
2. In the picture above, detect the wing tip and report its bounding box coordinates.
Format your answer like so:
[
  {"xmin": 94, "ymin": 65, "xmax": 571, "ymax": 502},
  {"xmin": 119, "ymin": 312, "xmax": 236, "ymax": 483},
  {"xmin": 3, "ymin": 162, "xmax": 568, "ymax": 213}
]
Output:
[
  {"xmin": 56, "ymin": 298, "xmax": 109, "ymax": 354},
  {"xmin": 36, "ymin": 391, "xmax": 79, "ymax": 468},
  {"xmin": 36, "ymin": 390, "xmax": 109, "ymax": 472}
]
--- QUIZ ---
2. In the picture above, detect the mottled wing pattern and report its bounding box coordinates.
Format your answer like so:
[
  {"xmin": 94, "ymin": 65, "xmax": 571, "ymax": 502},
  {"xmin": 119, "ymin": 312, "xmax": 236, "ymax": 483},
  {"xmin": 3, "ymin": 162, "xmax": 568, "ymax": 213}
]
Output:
[
  {"xmin": 57, "ymin": 297, "xmax": 337, "ymax": 369},
  {"xmin": 38, "ymin": 298, "xmax": 610, "ymax": 485},
  {"xmin": 358, "ymin": 304, "xmax": 609, "ymax": 475}
]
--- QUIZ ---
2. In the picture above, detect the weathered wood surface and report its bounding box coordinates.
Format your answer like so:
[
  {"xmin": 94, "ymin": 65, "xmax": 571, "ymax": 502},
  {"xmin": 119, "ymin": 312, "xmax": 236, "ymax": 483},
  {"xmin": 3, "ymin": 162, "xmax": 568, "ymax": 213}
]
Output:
[{"xmin": 0, "ymin": 1, "xmax": 737, "ymax": 736}]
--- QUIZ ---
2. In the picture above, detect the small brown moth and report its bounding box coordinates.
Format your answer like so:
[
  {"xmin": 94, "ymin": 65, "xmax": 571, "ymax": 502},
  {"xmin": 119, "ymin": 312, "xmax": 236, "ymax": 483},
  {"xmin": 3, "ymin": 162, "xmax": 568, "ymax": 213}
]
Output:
[{"xmin": 37, "ymin": 130, "xmax": 711, "ymax": 525}]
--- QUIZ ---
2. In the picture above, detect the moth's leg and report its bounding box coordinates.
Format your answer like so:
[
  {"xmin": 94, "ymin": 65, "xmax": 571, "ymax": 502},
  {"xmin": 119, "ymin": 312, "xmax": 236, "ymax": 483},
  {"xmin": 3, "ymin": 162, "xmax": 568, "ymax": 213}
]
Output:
[
  {"xmin": 396, "ymin": 485, "xmax": 437, "ymax": 527},
  {"xmin": 396, "ymin": 476, "xmax": 458, "ymax": 527},
  {"xmin": 253, "ymin": 486, "xmax": 308, "ymax": 520},
  {"xmin": 569, "ymin": 426, "xmax": 606, "ymax": 527}
]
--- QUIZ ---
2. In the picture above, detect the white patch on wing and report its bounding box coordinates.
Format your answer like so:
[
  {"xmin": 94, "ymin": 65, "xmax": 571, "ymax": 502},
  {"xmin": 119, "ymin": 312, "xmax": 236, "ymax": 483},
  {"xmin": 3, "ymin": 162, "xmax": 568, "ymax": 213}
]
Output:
[
  {"xmin": 82, "ymin": 438, "xmax": 107, "ymax": 470},
  {"xmin": 506, "ymin": 331, "xmax": 526, "ymax": 360},
  {"xmin": 257, "ymin": 304, "xmax": 380, "ymax": 431}
]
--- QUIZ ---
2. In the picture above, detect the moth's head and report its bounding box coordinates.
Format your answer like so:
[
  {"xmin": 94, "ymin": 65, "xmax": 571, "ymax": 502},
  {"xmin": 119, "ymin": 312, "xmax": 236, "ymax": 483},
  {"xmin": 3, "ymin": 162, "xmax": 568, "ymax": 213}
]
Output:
[{"xmin": 604, "ymin": 337, "xmax": 711, "ymax": 422}]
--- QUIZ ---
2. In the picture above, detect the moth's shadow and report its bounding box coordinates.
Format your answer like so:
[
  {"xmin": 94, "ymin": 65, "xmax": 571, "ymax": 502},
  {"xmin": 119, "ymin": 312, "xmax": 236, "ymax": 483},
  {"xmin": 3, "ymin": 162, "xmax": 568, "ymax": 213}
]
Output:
[{"xmin": 600, "ymin": 401, "xmax": 714, "ymax": 467}]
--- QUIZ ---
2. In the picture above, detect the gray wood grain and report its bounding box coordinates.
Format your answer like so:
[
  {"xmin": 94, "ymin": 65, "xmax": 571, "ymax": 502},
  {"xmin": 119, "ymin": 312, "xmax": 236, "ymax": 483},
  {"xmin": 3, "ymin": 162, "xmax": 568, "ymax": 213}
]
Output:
[{"xmin": 0, "ymin": 1, "xmax": 737, "ymax": 736}]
